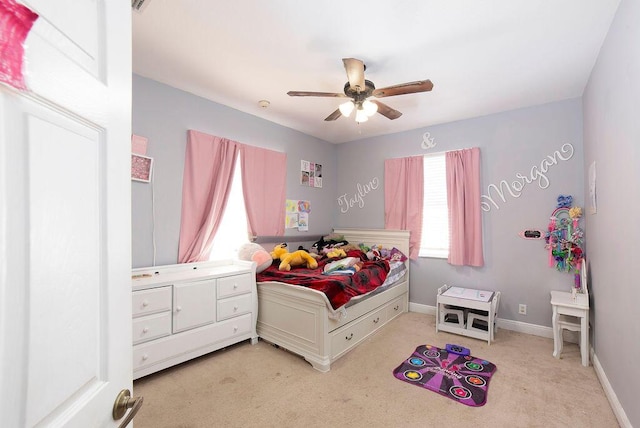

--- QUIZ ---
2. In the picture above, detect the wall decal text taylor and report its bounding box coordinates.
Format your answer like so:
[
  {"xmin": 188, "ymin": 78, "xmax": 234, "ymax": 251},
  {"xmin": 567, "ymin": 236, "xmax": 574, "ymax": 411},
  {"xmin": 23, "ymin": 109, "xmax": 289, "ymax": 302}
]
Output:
[
  {"xmin": 481, "ymin": 143, "xmax": 574, "ymax": 212},
  {"xmin": 338, "ymin": 177, "xmax": 379, "ymax": 213}
]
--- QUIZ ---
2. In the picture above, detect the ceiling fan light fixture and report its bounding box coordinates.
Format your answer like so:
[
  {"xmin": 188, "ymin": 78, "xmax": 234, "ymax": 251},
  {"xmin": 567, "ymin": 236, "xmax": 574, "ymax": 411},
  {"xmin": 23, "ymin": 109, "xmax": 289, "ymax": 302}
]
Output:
[
  {"xmin": 339, "ymin": 100, "xmax": 355, "ymax": 117},
  {"xmin": 362, "ymin": 98, "xmax": 378, "ymax": 116},
  {"xmin": 355, "ymin": 108, "xmax": 369, "ymax": 123},
  {"xmin": 287, "ymin": 58, "xmax": 432, "ymax": 123}
]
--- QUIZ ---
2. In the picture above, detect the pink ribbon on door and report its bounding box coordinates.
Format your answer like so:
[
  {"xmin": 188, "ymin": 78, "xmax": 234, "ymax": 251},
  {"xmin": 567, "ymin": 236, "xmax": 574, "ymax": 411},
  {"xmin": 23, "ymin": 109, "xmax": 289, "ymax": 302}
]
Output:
[{"xmin": 0, "ymin": 0, "xmax": 38, "ymax": 90}]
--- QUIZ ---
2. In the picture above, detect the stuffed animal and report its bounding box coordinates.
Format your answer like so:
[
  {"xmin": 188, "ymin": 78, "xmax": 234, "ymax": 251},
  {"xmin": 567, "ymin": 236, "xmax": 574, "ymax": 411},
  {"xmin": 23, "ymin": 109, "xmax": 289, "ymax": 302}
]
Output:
[
  {"xmin": 326, "ymin": 248, "xmax": 346, "ymax": 259},
  {"xmin": 340, "ymin": 243, "xmax": 359, "ymax": 252},
  {"xmin": 311, "ymin": 234, "xmax": 349, "ymax": 254},
  {"xmin": 271, "ymin": 243, "xmax": 318, "ymax": 271},
  {"xmin": 237, "ymin": 243, "xmax": 272, "ymax": 273},
  {"xmin": 366, "ymin": 245, "xmax": 382, "ymax": 261},
  {"xmin": 270, "ymin": 243, "xmax": 288, "ymax": 259}
]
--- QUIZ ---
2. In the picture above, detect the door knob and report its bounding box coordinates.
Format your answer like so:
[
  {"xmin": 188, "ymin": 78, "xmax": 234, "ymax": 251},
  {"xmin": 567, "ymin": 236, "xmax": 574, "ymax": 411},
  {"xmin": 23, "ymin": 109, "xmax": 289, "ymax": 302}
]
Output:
[{"xmin": 113, "ymin": 389, "xmax": 143, "ymax": 428}]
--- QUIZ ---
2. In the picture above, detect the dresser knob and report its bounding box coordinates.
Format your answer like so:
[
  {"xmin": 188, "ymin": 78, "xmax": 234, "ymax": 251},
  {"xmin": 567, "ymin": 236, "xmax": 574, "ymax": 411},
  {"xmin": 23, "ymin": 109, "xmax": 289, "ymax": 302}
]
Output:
[
  {"xmin": 234, "ymin": 305, "xmax": 239, "ymax": 311},
  {"xmin": 176, "ymin": 306, "xmax": 182, "ymax": 312},
  {"xmin": 142, "ymin": 327, "xmax": 149, "ymax": 333},
  {"xmin": 142, "ymin": 300, "xmax": 149, "ymax": 307},
  {"xmin": 233, "ymin": 326, "xmax": 238, "ymax": 332},
  {"xmin": 233, "ymin": 284, "xmax": 238, "ymax": 289},
  {"xmin": 142, "ymin": 354, "xmax": 148, "ymax": 361}
]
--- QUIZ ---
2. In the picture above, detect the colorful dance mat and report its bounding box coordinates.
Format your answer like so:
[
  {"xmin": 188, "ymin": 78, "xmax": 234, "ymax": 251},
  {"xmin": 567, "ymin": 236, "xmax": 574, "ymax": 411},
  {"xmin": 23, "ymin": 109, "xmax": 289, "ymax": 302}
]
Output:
[{"xmin": 392, "ymin": 344, "xmax": 497, "ymax": 407}]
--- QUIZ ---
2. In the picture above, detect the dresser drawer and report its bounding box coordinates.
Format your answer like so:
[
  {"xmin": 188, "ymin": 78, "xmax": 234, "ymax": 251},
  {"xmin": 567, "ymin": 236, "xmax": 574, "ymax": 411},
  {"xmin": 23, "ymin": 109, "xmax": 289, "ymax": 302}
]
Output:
[
  {"xmin": 132, "ymin": 311, "xmax": 172, "ymax": 345},
  {"xmin": 217, "ymin": 293, "xmax": 253, "ymax": 321},
  {"xmin": 133, "ymin": 314, "xmax": 253, "ymax": 372},
  {"xmin": 331, "ymin": 306, "xmax": 387, "ymax": 358},
  {"xmin": 217, "ymin": 273, "xmax": 253, "ymax": 298},
  {"xmin": 132, "ymin": 286, "xmax": 172, "ymax": 318}
]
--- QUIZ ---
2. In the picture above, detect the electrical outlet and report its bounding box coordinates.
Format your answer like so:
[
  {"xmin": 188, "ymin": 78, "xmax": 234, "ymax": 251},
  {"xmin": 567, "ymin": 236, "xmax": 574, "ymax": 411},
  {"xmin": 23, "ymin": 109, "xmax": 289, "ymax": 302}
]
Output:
[{"xmin": 518, "ymin": 304, "xmax": 527, "ymax": 315}]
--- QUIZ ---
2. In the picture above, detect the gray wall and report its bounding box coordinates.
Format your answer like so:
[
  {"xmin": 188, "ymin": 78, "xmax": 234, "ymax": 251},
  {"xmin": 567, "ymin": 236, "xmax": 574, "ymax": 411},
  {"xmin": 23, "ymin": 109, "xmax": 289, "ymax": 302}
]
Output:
[
  {"xmin": 336, "ymin": 99, "xmax": 584, "ymax": 328},
  {"xmin": 133, "ymin": 74, "xmax": 585, "ymax": 328},
  {"xmin": 583, "ymin": 0, "xmax": 638, "ymax": 425},
  {"xmin": 132, "ymin": 75, "xmax": 336, "ymax": 267}
]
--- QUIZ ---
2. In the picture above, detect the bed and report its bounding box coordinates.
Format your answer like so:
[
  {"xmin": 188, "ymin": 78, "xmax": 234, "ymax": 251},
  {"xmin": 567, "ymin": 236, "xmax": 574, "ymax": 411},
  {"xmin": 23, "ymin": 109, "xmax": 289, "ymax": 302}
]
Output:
[{"xmin": 256, "ymin": 228, "xmax": 410, "ymax": 372}]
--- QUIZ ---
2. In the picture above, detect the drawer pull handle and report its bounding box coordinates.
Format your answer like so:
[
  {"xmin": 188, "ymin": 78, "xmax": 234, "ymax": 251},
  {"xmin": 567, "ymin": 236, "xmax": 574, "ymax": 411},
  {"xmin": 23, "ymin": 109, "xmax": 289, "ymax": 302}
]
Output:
[
  {"xmin": 394, "ymin": 305, "xmax": 400, "ymax": 311},
  {"xmin": 373, "ymin": 317, "xmax": 380, "ymax": 324},
  {"xmin": 142, "ymin": 300, "xmax": 149, "ymax": 307},
  {"xmin": 345, "ymin": 333, "xmax": 353, "ymax": 341},
  {"xmin": 142, "ymin": 354, "xmax": 148, "ymax": 361},
  {"xmin": 142, "ymin": 327, "xmax": 149, "ymax": 333}
]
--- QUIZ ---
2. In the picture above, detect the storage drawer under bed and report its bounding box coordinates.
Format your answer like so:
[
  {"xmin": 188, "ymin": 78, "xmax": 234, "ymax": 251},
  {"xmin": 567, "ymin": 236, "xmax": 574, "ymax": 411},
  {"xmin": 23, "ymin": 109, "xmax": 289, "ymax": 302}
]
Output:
[{"xmin": 330, "ymin": 305, "xmax": 387, "ymax": 359}]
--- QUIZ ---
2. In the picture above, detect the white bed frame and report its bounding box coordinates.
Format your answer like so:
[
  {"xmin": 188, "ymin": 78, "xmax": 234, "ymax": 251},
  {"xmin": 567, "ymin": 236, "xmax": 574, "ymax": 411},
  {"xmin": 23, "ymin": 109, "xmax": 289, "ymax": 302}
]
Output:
[{"xmin": 256, "ymin": 228, "xmax": 410, "ymax": 372}]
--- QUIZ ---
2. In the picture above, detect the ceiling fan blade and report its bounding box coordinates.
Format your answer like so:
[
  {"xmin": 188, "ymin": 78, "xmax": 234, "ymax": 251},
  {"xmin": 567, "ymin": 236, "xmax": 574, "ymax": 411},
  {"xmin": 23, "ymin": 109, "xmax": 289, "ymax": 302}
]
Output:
[
  {"xmin": 371, "ymin": 100, "xmax": 402, "ymax": 120},
  {"xmin": 324, "ymin": 109, "xmax": 342, "ymax": 121},
  {"xmin": 342, "ymin": 58, "xmax": 365, "ymax": 92},
  {"xmin": 287, "ymin": 91, "xmax": 346, "ymax": 97},
  {"xmin": 372, "ymin": 79, "xmax": 434, "ymax": 98}
]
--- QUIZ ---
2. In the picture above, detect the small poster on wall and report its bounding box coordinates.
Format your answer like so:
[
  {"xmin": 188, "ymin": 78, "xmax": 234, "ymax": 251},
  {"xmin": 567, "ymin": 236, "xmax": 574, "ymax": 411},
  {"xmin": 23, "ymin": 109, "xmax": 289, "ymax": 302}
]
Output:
[
  {"xmin": 301, "ymin": 160, "xmax": 322, "ymax": 188},
  {"xmin": 285, "ymin": 199, "xmax": 311, "ymax": 231},
  {"xmin": 131, "ymin": 134, "xmax": 153, "ymax": 183},
  {"xmin": 285, "ymin": 199, "xmax": 299, "ymax": 229},
  {"xmin": 131, "ymin": 134, "xmax": 148, "ymax": 155},
  {"xmin": 131, "ymin": 153, "xmax": 153, "ymax": 183}
]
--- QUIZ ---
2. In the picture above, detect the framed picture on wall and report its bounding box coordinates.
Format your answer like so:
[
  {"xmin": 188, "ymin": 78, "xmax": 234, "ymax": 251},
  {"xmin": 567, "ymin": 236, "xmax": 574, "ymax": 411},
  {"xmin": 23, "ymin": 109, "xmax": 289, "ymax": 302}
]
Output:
[{"xmin": 131, "ymin": 153, "xmax": 153, "ymax": 182}]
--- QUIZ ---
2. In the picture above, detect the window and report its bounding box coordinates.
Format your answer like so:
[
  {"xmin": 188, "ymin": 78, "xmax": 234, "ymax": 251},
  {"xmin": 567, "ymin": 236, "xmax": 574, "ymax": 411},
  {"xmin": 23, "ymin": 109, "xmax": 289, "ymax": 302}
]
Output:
[
  {"xmin": 209, "ymin": 156, "xmax": 249, "ymax": 260},
  {"xmin": 419, "ymin": 153, "xmax": 449, "ymax": 258}
]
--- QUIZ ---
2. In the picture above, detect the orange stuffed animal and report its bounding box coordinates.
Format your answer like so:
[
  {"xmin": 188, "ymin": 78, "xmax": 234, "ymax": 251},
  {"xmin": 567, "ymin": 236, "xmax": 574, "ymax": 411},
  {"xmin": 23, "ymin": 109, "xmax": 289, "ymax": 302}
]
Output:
[{"xmin": 271, "ymin": 243, "xmax": 318, "ymax": 271}]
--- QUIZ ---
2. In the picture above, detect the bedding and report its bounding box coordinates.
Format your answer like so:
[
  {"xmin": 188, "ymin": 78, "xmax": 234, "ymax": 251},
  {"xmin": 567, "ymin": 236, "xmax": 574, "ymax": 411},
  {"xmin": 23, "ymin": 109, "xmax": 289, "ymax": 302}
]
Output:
[
  {"xmin": 256, "ymin": 249, "xmax": 390, "ymax": 310},
  {"xmin": 344, "ymin": 260, "xmax": 407, "ymax": 308}
]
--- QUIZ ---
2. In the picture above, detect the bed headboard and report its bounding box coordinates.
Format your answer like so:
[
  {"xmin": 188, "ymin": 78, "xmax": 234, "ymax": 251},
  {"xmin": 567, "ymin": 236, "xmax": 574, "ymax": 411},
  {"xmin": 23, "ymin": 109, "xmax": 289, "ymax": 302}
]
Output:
[{"xmin": 332, "ymin": 228, "xmax": 411, "ymax": 265}]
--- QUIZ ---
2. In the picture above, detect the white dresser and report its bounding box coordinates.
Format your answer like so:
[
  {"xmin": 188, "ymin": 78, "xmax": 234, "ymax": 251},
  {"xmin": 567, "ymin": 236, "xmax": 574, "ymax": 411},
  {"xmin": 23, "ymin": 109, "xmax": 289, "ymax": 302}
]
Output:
[{"xmin": 131, "ymin": 260, "xmax": 258, "ymax": 379}]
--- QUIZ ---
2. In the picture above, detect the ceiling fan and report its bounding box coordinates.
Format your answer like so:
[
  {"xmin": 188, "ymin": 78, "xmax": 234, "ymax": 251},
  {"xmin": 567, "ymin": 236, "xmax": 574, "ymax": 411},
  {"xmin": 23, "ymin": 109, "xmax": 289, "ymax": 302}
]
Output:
[{"xmin": 287, "ymin": 58, "xmax": 433, "ymax": 123}]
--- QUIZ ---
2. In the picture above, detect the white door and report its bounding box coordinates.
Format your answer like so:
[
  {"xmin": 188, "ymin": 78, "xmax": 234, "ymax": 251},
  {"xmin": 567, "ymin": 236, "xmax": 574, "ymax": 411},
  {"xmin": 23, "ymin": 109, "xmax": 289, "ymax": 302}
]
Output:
[{"xmin": 0, "ymin": 1, "xmax": 133, "ymax": 427}]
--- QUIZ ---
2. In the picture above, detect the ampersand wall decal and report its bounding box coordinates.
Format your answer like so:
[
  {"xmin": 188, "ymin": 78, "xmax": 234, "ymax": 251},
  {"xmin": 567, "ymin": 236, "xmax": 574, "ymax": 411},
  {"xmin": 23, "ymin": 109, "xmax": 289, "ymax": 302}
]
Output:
[{"xmin": 421, "ymin": 132, "xmax": 436, "ymax": 149}]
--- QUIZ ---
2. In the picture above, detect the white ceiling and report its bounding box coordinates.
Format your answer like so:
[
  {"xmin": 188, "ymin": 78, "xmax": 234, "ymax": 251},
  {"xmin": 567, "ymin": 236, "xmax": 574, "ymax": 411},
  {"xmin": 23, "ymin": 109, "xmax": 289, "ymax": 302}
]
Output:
[{"xmin": 132, "ymin": 0, "xmax": 620, "ymax": 144}]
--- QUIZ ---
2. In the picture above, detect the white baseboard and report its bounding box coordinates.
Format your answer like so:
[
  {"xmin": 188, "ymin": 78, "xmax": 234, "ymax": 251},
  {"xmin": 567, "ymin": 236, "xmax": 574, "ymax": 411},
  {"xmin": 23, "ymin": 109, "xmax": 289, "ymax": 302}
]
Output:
[
  {"xmin": 410, "ymin": 302, "xmax": 554, "ymax": 338},
  {"xmin": 409, "ymin": 302, "xmax": 437, "ymax": 316},
  {"xmin": 592, "ymin": 353, "xmax": 632, "ymax": 427},
  {"xmin": 409, "ymin": 302, "xmax": 631, "ymax": 426}
]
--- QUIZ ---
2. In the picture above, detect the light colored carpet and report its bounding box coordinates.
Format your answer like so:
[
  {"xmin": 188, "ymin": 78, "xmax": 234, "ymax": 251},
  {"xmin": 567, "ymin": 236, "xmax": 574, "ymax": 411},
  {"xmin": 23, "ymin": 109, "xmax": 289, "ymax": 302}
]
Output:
[{"xmin": 133, "ymin": 312, "xmax": 618, "ymax": 428}]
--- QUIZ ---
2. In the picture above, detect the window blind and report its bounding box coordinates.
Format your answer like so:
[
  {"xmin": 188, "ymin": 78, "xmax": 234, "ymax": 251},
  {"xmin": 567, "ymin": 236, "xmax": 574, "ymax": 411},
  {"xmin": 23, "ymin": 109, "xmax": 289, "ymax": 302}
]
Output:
[{"xmin": 419, "ymin": 153, "xmax": 449, "ymax": 258}]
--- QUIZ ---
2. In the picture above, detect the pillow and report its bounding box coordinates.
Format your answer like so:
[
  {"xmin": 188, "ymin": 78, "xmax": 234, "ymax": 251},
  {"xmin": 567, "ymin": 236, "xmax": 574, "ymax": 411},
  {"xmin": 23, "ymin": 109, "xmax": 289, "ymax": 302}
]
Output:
[
  {"xmin": 388, "ymin": 247, "xmax": 408, "ymax": 262},
  {"xmin": 237, "ymin": 243, "xmax": 272, "ymax": 273}
]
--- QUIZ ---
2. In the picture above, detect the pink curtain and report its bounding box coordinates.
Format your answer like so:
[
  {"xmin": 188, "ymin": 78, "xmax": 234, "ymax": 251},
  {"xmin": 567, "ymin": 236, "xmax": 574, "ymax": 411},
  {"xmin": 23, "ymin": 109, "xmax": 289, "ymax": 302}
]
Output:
[
  {"xmin": 240, "ymin": 144, "xmax": 286, "ymax": 237},
  {"xmin": 384, "ymin": 156, "xmax": 424, "ymax": 259},
  {"xmin": 178, "ymin": 130, "xmax": 240, "ymax": 263},
  {"xmin": 446, "ymin": 147, "xmax": 484, "ymax": 266}
]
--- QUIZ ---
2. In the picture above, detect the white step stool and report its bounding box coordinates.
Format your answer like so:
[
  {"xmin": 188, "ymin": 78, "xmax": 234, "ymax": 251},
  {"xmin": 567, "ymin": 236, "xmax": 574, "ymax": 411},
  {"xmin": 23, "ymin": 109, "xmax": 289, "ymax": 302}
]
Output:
[
  {"xmin": 439, "ymin": 304, "xmax": 466, "ymax": 328},
  {"xmin": 466, "ymin": 292, "xmax": 501, "ymax": 341}
]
